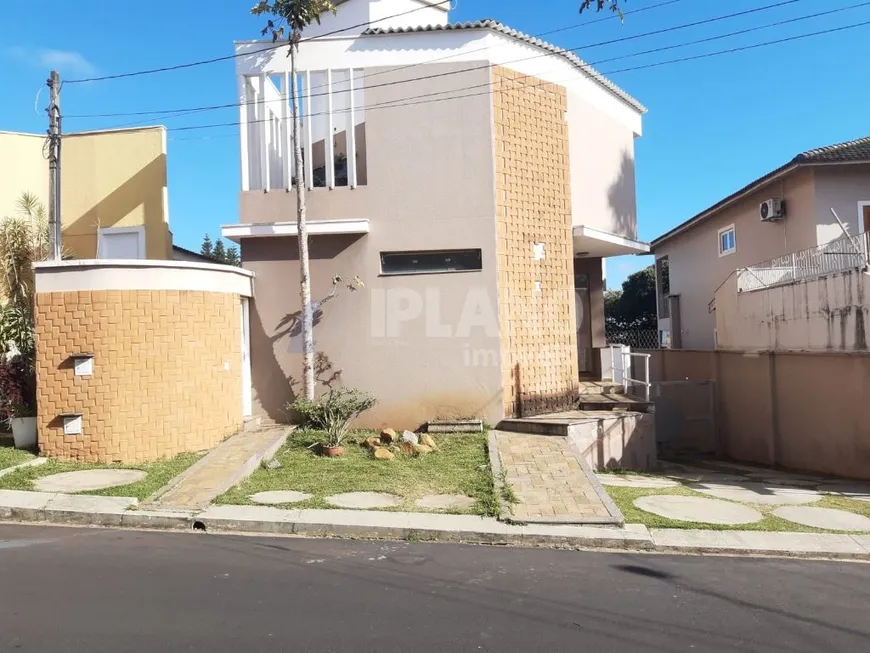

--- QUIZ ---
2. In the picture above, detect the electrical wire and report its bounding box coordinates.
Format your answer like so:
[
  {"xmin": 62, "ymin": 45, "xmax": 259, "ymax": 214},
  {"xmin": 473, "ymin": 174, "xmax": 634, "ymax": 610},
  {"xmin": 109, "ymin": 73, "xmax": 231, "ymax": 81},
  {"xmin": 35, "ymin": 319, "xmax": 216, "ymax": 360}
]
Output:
[
  {"xmin": 155, "ymin": 16, "xmax": 870, "ymax": 135},
  {"xmin": 67, "ymin": 0, "xmax": 803, "ymax": 121},
  {"xmin": 63, "ymin": 1, "xmax": 448, "ymax": 84}
]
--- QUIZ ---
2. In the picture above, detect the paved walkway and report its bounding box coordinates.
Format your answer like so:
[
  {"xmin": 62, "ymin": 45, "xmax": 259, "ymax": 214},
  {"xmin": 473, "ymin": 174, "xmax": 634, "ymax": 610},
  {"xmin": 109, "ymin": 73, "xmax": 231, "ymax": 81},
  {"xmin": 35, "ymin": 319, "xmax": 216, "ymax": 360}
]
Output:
[
  {"xmin": 493, "ymin": 432, "xmax": 618, "ymax": 525},
  {"xmin": 145, "ymin": 427, "xmax": 290, "ymax": 510}
]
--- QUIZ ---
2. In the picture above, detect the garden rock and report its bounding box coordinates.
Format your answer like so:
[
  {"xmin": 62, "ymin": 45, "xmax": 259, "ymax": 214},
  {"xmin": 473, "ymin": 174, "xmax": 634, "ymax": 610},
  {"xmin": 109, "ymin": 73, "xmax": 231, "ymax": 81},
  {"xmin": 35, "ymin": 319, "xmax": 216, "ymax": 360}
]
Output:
[
  {"xmin": 363, "ymin": 436, "xmax": 381, "ymax": 450},
  {"xmin": 380, "ymin": 428, "xmax": 398, "ymax": 444},
  {"xmin": 373, "ymin": 448, "xmax": 395, "ymax": 460},
  {"xmin": 413, "ymin": 444, "xmax": 434, "ymax": 455},
  {"xmin": 266, "ymin": 459, "xmax": 282, "ymax": 470},
  {"xmin": 399, "ymin": 442, "xmax": 416, "ymax": 455},
  {"xmin": 401, "ymin": 430, "xmax": 419, "ymax": 445},
  {"xmin": 420, "ymin": 434, "xmax": 438, "ymax": 450}
]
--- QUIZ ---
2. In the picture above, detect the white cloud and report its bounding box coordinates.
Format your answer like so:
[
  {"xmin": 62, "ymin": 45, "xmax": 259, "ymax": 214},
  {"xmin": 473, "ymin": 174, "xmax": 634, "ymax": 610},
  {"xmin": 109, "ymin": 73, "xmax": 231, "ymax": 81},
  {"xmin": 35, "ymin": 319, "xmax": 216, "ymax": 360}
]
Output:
[{"xmin": 5, "ymin": 46, "xmax": 96, "ymax": 77}]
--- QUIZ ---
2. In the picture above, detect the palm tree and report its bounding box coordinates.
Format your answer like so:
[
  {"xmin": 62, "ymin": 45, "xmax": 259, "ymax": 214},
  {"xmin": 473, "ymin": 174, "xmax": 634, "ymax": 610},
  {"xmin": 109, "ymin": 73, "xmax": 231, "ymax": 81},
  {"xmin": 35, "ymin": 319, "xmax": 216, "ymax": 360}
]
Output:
[
  {"xmin": 252, "ymin": 0, "xmax": 337, "ymax": 401},
  {"xmin": 0, "ymin": 192, "xmax": 52, "ymax": 356}
]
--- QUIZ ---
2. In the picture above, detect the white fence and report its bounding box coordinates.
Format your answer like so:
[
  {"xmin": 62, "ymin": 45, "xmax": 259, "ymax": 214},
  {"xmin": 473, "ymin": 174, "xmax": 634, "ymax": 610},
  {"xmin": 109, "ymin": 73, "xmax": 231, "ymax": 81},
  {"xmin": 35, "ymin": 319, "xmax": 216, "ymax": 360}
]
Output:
[
  {"xmin": 737, "ymin": 233, "xmax": 868, "ymax": 293},
  {"xmin": 603, "ymin": 344, "xmax": 651, "ymax": 401}
]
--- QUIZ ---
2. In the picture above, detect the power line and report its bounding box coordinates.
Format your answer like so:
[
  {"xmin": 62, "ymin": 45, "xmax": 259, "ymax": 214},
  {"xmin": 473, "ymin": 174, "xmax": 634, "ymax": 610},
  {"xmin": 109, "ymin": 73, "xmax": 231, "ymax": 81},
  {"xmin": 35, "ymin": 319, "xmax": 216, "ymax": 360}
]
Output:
[
  {"xmin": 590, "ymin": 0, "xmax": 870, "ymax": 66},
  {"xmin": 68, "ymin": 0, "xmax": 802, "ymax": 122},
  {"xmin": 154, "ymin": 16, "xmax": 870, "ymax": 135},
  {"xmin": 63, "ymin": 1, "xmax": 446, "ymax": 84},
  {"xmin": 601, "ymin": 15, "xmax": 870, "ymax": 74}
]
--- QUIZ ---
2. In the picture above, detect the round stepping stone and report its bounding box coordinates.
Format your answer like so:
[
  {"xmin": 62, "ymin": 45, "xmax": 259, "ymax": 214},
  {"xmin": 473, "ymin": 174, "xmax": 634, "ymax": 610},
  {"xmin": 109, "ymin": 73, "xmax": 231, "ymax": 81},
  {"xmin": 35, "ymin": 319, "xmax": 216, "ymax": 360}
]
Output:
[
  {"xmin": 325, "ymin": 491, "xmax": 402, "ymax": 509},
  {"xmin": 415, "ymin": 494, "xmax": 476, "ymax": 510},
  {"xmin": 634, "ymin": 495, "xmax": 763, "ymax": 525},
  {"xmin": 690, "ymin": 482, "xmax": 821, "ymax": 506},
  {"xmin": 773, "ymin": 506, "xmax": 870, "ymax": 532},
  {"xmin": 250, "ymin": 490, "xmax": 312, "ymax": 505},
  {"xmin": 596, "ymin": 474, "xmax": 678, "ymax": 489},
  {"xmin": 34, "ymin": 469, "xmax": 146, "ymax": 493}
]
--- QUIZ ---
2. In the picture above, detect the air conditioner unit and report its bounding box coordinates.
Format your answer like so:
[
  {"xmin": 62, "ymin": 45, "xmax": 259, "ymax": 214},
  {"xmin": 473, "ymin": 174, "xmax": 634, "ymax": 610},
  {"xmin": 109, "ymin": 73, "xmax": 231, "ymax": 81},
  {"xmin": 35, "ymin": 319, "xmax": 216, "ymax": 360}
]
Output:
[{"xmin": 759, "ymin": 198, "xmax": 785, "ymax": 222}]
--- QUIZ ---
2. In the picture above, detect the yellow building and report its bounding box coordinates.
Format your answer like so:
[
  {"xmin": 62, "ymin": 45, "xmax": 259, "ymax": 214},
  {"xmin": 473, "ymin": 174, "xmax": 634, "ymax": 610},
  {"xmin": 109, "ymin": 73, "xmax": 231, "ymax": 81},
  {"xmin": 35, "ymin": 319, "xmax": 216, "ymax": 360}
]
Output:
[{"xmin": 0, "ymin": 126, "xmax": 172, "ymax": 260}]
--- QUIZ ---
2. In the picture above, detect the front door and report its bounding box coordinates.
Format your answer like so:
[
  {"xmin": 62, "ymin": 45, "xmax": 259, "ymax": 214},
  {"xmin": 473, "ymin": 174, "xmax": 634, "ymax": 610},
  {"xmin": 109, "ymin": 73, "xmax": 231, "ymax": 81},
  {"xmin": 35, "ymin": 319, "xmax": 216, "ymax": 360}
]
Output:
[{"xmin": 575, "ymin": 273, "xmax": 592, "ymax": 374}]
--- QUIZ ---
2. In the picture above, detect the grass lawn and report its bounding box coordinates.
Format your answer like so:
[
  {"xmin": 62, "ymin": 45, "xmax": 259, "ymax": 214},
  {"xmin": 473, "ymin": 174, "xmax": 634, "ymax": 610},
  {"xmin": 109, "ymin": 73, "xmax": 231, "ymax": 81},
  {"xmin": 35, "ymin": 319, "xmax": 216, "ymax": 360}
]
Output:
[
  {"xmin": 216, "ymin": 429, "xmax": 498, "ymax": 516},
  {"xmin": 601, "ymin": 472, "xmax": 870, "ymax": 534},
  {"xmin": 0, "ymin": 442, "xmax": 36, "ymax": 470},
  {"xmin": 0, "ymin": 451, "xmax": 201, "ymax": 501}
]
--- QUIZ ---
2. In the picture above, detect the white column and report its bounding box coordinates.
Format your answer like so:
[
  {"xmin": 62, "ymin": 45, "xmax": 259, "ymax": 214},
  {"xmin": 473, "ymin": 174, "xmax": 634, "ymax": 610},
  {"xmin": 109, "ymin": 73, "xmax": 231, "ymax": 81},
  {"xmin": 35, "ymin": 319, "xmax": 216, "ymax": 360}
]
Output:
[
  {"xmin": 305, "ymin": 70, "xmax": 313, "ymax": 191},
  {"xmin": 238, "ymin": 76, "xmax": 250, "ymax": 191},
  {"xmin": 258, "ymin": 73, "xmax": 270, "ymax": 192},
  {"xmin": 326, "ymin": 68, "xmax": 335, "ymax": 190},
  {"xmin": 282, "ymin": 71, "xmax": 293, "ymax": 190},
  {"xmin": 347, "ymin": 68, "xmax": 357, "ymax": 189}
]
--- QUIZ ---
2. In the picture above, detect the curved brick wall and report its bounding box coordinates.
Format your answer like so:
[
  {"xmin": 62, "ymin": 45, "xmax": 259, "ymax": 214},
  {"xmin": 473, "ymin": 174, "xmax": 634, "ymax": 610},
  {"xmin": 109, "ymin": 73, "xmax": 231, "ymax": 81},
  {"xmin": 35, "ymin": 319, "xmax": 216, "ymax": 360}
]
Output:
[{"xmin": 34, "ymin": 262, "xmax": 252, "ymax": 463}]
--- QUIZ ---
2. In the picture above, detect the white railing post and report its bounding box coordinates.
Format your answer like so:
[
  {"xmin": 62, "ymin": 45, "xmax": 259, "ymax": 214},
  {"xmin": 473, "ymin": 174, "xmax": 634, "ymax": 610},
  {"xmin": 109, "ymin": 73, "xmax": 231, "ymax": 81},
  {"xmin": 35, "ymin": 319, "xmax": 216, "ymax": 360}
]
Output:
[
  {"xmin": 238, "ymin": 76, "xmax": 250, "ymax": 192},
  {"xmin": 258, "ymin": 73, "xmax": 270, "ymax": 192},
  {"xmin": 347, "ymin": 68, "xmax": 358, "ymax": 189},
  {"xmin": 282, "ymin": 71, "xmax": 293, "ymax": 191},
  {"xmin": 326, "ymin": 68, "xmax": 335, "ymax": 190},
  {"xmin": 305, "ymin": 70, "xmax": 313, "ymax": 191}
]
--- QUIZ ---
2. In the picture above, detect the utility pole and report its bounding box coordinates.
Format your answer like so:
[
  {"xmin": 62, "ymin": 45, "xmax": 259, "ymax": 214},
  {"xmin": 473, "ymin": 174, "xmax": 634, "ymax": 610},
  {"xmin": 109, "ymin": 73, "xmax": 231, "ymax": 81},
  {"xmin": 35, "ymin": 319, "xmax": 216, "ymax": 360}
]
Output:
[{"xmin": 47, "ymin": 70, "xmax": 62, "ymax": 261}]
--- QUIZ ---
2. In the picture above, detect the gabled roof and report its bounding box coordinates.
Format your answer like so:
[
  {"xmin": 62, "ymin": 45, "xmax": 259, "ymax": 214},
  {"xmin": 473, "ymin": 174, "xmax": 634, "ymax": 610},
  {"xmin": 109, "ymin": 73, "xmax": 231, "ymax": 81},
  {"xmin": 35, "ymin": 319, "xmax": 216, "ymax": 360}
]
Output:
[
  {"xmin": 651, "ymin": 136, "xmax": 870, "ymax": 248},
  {"xmin": 362, "ymin": 20, "xmax": 646, "ymax": 113}
]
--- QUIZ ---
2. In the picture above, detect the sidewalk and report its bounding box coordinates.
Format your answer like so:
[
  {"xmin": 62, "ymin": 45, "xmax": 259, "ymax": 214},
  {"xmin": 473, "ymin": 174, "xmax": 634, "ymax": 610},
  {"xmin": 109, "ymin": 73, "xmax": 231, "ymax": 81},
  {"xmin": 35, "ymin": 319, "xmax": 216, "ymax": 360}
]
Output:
[{"xmin": 2, "ymin": 488, "xmax": 869, "ymax": 560}]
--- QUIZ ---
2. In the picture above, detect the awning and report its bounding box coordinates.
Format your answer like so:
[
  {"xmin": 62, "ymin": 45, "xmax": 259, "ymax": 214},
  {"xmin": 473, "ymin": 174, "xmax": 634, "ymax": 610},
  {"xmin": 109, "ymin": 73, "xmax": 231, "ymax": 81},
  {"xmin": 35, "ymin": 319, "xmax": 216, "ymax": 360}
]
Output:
[
  {"xmin": 573, "ymin": 225, "xmax": 650, "ymax": 258},
  {"xmin": 221, "ymin": 219, "xmax": 370, "ymax": 243}
]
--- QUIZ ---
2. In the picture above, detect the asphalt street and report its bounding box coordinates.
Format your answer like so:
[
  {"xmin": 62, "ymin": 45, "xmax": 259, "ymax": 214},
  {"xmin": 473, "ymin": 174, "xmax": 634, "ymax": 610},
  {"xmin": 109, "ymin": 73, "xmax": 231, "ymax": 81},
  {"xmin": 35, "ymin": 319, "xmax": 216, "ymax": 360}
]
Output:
[{"xmin": 1, "ymin": 524, "xmax": 868, "ymax": 652}]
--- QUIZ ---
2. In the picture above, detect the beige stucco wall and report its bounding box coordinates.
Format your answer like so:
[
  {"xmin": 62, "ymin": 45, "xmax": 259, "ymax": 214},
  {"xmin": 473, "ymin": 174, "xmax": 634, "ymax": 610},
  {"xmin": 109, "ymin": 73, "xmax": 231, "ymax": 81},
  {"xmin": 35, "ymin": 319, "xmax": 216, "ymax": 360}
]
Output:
[
  {"xmin": 567, "ymin": 93, "xmax": 637, "ymax": 239},
  {"xmin": 646, "ymin": 348, "xmax": 870, "ymax": 479},
  {"xmin": 62, "ymin": 127, "xmax": 171, "ymax": 259},
  {"xmin": 715, "ymin": 267, "xmax": 870, "ymax": 352},
  {"xmin": 813, "ymin": 164, "xmax": 870, "ymax": 243},
  {"xmin": 239, "ymin": 62, "xmax": 504, "ymax": 428},
  {"xmin": 0, "ymin": 132, "xmax": 49, "ymax": 219},
  {"xmin": 0, "ymin": 127, "xmax": 171, "ymax": 260},
  {"xmin": 655, "ymin": 167, "xmax": 817, "ymax": 349}
]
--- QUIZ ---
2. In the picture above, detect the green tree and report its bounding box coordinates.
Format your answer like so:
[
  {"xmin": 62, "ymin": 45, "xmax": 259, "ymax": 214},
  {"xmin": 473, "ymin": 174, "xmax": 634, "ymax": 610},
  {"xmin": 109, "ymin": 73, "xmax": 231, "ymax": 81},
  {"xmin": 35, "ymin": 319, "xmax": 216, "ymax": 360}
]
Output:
[
  {"xmin": 225, "ymin": 245, "xmax": 241, "ymax": 266},
  {"xmin": 605, "ymin": 265, "xmax": 657, "ymax": 330},
  {"xmin": 252, "ymin": 0, "xmax": 337, "ymax": 401},
  {"xmin": 212, "ymin": 239, "xmax": 227, "ymax": 263},
  {"xmin": 200, "ymin": 233, "xmax": 213, "ymax": 258}
]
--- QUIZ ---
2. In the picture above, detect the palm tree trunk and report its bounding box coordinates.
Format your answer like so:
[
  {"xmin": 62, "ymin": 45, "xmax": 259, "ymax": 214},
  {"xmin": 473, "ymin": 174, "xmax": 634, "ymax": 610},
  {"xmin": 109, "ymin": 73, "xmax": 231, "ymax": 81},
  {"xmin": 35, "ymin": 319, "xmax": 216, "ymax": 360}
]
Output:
[{"xmin": 290, "ymin": 39, "xmax": 315, "ymax": 400}]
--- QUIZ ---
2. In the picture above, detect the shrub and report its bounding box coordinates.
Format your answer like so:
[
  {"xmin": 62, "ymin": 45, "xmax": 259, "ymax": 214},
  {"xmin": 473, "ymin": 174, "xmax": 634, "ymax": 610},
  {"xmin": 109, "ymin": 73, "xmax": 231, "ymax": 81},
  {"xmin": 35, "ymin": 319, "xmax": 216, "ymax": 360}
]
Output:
[
  {"xmin": 289, "ymin": 387, "xmax": 376, "ymax": 447},
  {"xmin": 0, "ymin": 352, "xmax": 36, "ymax": 419}
]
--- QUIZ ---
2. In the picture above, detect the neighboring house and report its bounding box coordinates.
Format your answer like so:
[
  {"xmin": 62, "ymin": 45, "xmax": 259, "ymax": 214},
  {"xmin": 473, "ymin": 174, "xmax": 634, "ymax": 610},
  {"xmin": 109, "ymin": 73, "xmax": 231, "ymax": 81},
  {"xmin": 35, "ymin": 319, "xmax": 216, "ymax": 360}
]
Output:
[
  {"xmin": 222, "ymin": 0, "xmax": 648, "ymax": 427},
  {"xmin": 651, "ymin": 136, "xmax": 870, "ymax": 350},
  {"xmin": 172, "ymin": 244, "xmax": 214, "ymax": 263},
  {"xmin": 0, "ymin": 126, "xmax": 172, "ymax": 260}
]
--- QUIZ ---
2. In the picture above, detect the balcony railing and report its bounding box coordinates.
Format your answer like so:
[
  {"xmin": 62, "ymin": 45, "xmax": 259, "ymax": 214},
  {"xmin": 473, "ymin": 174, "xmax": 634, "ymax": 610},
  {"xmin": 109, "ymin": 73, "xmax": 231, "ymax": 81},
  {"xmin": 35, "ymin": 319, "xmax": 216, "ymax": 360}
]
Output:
[{"xmin": 737, "ymin": 233, "xmax": 869, "ymax": 293}]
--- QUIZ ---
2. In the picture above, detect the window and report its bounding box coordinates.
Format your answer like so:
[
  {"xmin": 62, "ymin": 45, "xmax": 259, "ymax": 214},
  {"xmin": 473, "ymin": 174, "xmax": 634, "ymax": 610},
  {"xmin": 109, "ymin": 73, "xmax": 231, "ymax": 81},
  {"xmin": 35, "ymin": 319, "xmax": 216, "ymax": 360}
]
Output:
[
  {"xmin": 718, "ymin": 224, "xmax": 736, "ymax": 257},
  {"xmin": 380, "ymin": 249, "xmax": 482, "ymax": 276},
  {"xmin": 97, "ymin": 226, "xmax": 146, "ymax": 259}
]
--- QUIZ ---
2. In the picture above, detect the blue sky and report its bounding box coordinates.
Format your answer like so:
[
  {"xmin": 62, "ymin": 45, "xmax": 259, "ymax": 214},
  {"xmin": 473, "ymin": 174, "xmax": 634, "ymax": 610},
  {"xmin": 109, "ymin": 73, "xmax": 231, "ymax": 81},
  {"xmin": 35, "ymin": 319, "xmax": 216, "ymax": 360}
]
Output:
[{"xmin": 2, "ymin": 0, "xmax": 869, "ymax": 285}]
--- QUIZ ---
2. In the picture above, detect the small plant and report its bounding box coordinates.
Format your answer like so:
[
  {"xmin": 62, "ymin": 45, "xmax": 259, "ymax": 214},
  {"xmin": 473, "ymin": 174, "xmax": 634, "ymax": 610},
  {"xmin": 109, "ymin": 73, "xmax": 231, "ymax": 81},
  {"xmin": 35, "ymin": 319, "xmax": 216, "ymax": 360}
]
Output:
[
  {"xmin": 0, "ymin": 351, "xmax": 36, "ymax": 420},
  {"xmin": 499, "ymin": 469, "xmax": 519, "ymax": 509},
  {"xmin": 289, "ymin": 387, "xmax": 376, "ymax": 450}
]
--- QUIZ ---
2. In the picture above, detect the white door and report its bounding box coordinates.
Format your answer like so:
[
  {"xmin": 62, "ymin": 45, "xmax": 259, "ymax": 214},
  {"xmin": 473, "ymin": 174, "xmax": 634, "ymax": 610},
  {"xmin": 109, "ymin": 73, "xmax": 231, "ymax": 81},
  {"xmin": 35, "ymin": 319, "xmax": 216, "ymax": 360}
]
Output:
[{"xmin": 241, "ymin": 298, "xmax": 252, "ymax": 417}]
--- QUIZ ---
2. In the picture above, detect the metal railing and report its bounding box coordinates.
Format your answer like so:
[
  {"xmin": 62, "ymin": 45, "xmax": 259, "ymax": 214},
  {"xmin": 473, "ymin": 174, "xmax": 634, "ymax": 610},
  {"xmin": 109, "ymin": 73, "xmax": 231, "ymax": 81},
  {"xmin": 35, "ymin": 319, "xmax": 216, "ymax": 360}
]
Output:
[
  {"xmin": 624, "ymin": 351, "xmax": 652, "ymax": 402},
  {"xmin": 737, "ymin": 233, "xmax": 868, "ymax": 293}
]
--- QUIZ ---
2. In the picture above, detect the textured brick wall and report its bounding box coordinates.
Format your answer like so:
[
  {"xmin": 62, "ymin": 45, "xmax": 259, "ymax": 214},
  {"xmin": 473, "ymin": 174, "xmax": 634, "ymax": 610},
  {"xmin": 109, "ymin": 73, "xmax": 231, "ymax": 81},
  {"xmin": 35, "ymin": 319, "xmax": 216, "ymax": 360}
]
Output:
[
  {"xmin": 493, "ymin": 67, "xmax": 579, "ymax": 417},
  {"xmin": 36, "ymin": 290, "xmax": 242, "ymax": 462}
]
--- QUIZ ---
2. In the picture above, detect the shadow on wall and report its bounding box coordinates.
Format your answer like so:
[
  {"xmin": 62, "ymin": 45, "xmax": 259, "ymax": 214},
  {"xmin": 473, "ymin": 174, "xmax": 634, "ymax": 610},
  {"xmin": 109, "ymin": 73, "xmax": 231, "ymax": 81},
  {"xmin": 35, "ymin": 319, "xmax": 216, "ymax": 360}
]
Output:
[
  {"xmin": 606, "ymin": 150, "xmax": 638, "ymax": 241},
  {"xmin": 509, "ymin": 363, "xmax": 578, "ymax": 418},
  {"xmin": 63, "ymin": 154, "xmax": 168, "ymax": 258}
]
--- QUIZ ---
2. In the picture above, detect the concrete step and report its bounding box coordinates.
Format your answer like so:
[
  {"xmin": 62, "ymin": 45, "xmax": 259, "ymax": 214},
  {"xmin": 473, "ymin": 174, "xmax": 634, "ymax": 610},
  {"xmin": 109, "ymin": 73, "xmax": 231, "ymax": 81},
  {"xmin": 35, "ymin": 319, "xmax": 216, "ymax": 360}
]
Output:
[
  {"xmin": 577, "ymin": 393, "xmax": 653, "ymax": 413},
  {"xmin": 578, "ymin": 381, "xmax": 624, "ymax": 395}
]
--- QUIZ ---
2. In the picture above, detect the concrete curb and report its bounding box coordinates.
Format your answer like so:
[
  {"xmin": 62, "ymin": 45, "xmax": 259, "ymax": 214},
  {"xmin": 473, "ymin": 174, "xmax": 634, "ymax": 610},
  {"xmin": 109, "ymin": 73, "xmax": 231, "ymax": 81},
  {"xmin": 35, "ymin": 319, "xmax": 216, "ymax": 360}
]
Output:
[
  {"xmin": 1, "ymin": 492, "xmax": 869, "ymax": 560},
  {"xmin": 567, "ymin": 437, "xmax": 625, "ymax": 527},
  {"xmin": 486, "ymin": 431, "xmax": 514, "ymax": 523},
  {"xmin": 0, "ymin": 456, "xmax": 48, "ymax": 479}
]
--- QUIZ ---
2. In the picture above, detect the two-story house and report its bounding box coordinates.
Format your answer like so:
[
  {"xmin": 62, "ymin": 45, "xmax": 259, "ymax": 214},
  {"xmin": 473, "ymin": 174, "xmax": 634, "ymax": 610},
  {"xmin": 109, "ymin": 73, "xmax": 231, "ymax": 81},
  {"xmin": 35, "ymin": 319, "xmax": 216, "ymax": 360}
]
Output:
[
  {"xmin": 651, "ymin": 136, "xmax": 870, "ymax": 350},
  {"xmin": 222, "ymin": 0, "xmax": 648, "ymax": 427},
  {"xmin": 0, "ymin": 126, "xmax": 178, "ymax": 260}
]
